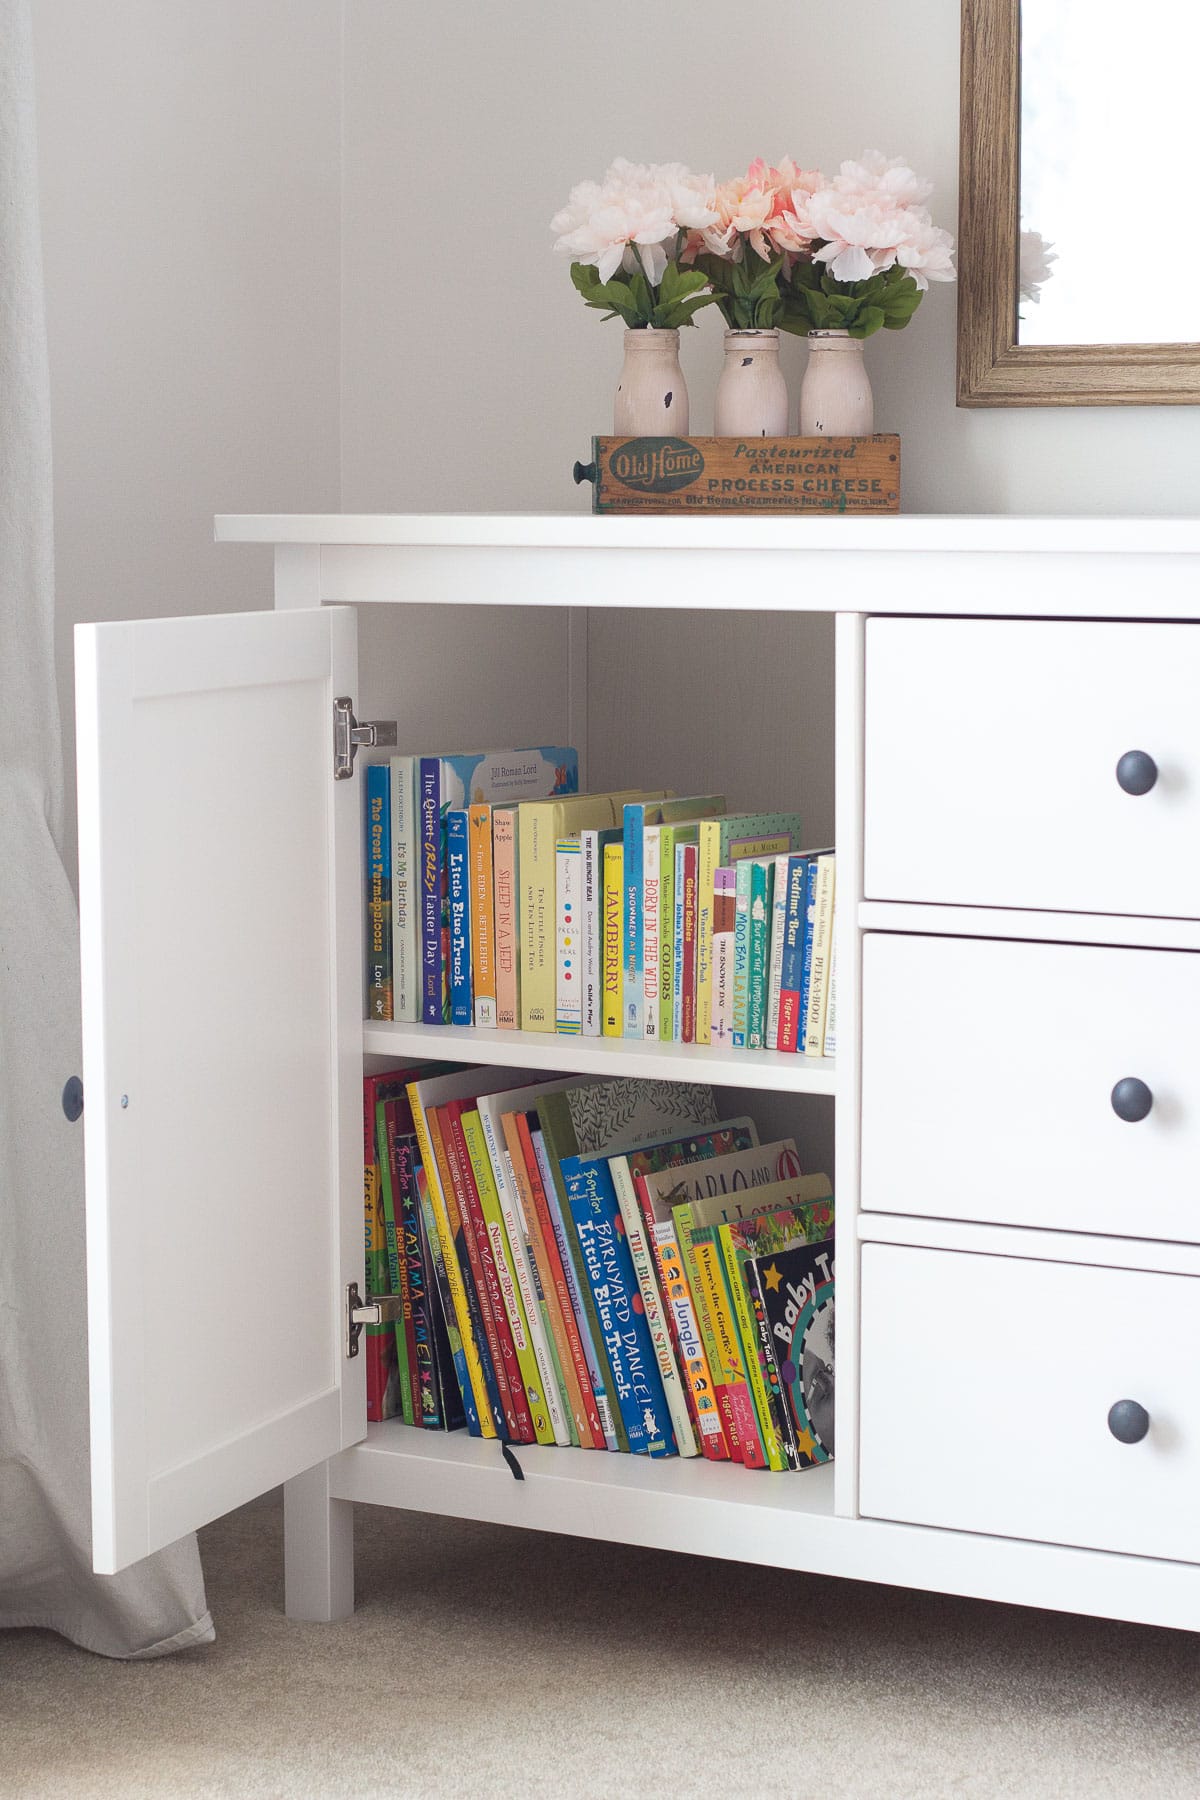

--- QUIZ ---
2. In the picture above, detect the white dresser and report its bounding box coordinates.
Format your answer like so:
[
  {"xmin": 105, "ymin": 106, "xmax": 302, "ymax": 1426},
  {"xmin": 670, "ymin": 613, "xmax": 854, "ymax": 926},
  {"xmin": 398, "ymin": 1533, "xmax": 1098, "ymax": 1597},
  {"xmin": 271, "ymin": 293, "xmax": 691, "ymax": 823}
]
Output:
[{"xmin": 75, "ymin": 515, "xmax": 1200, "ymax": 1633}]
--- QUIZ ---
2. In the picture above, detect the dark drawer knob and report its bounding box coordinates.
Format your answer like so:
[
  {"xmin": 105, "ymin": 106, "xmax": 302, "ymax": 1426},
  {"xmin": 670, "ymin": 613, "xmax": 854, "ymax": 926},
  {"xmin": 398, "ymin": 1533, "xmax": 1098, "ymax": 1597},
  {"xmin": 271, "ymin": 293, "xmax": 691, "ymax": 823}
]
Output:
[
  {"xmin": 1116, "ymin": 750, "xmax": 1158, "ymax": 795},
  {"xmin": 1111, "ymin": 1077, "xmax": 1153, "ymax": 1123},
  {"xmin": 61, "ymin": 1076, "xmax": 84, "ymax": 1122},
  {"xmin": 1107, "ymin": 1399, "xmax": 1150, "ymax": 1444}
]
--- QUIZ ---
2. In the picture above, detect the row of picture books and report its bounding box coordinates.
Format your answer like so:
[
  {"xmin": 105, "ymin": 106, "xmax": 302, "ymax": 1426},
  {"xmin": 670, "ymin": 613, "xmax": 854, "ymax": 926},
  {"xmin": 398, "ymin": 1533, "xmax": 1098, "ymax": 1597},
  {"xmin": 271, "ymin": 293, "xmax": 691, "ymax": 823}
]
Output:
[
  {"xmin": 364, "ymin": 743, "xmax": 836, "ymax": 1055},
  {"xmin": 365, "ymin": 1062, "xmax": 835, "ymax": 1472}
]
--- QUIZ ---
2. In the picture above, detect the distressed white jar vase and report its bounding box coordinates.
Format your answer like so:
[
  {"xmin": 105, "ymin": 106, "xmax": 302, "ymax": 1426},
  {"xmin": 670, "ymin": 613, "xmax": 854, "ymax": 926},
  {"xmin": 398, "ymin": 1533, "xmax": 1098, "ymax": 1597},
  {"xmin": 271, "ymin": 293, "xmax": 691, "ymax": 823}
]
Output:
[
  {"xmin": 614, "ymin": 328, "xmax": 688, "ymax": 434},
  {"xmin": 713, "ymin": 328, "xmax": 789, "ymax": 437},
  {"xmin": 798, "ymin": 328, "xmax": 874, "ymax": 435}
]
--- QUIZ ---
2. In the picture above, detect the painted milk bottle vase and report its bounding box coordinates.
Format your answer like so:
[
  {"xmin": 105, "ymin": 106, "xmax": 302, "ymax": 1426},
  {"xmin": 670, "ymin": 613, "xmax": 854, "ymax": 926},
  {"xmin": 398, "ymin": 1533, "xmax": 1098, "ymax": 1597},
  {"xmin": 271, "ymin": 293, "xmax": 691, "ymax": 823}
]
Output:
[
  {"xmin": 713, "ymin": 328, "xmax": 790, "ymax": 438},
  {"xmin": 614, "ymin": 327, "xmax": 688, "ymax": 435},
  {"xmin": 798, "ymin": 329, "xmax": 874, "ymax": 436}
]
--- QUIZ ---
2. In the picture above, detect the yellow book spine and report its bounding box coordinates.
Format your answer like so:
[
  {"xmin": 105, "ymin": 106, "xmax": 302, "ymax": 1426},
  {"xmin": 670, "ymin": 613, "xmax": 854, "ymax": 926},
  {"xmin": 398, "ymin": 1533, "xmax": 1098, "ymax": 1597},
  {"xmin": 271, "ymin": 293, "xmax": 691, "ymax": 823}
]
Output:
[
  {"xmin": 695, "ymin": 819, "xmax": 721, "ymax": 1046},
  {"xmin": 602, "ymin": 842, "xmax": 623, "ymax": 1037},
  {"xmin": 468, "ymin": 804, "xmax": 495, "ymax": 1027},
  {"xmin": 518, "ymin": 802, "xmax": 563, "ymax": 1031},
  {"xmin": 407, "ymin": 1086, "xmax": 497, "ymax": 1437},
  {"xmin": 461, "ymin": 1111, "xmax": 555, "ymax": 1445},
  {"xmin": 673, "ymin": 1202, "xmax": 744, "ymax": 1464},
  {"xmin": 804, "ymin": 852, "xmax": 837, "ymax": 1055}
]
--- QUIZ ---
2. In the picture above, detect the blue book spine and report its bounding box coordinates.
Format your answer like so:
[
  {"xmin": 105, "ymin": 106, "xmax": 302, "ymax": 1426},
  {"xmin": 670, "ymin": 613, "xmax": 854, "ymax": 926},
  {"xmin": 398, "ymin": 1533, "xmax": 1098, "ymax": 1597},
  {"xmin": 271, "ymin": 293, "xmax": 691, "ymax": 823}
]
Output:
[
  {"xmin": 530, "ymin": 1126, "xmax": 619, "ymax": 1452},
  {"xmin": 365, "ymin": 764, "xmax": 392, "ymax": 1020},
  {"xmin": 418, "ymin": 757, "xmax": 443, "ymax": 1024},
  {"xmin": 798, "ymin": 854, "xmax": 821, "ymax": 1040},
  {"xmin": 446, "ymin": 809, "xmax": 472, "ymax": 1025},
  {"xmin": 561, "ymin": 1155, "xmax": 674, "ymax": 1458},
  {"xmin": 778, "ymin": 855, "xmax": 809, "ymax": 1052},
  {"xmin": 672, "ymin": 843, "xmax": 686, "ymax": 1041},
  {"xmin": 622, "ymin": 802, "xmax": 645, "ymax": 1038}
]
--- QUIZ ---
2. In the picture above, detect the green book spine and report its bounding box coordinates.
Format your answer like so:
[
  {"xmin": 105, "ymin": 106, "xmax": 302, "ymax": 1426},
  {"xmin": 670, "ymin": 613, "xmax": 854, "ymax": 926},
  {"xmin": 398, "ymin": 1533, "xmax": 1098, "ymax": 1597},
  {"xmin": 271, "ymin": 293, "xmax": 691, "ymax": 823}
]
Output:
[
  {"xmin": 731, "ymin": 859, "xmax": 753, "ymax": 1047},
  {"xmin": 747, "ymin": 859, "xmax": 774, "ymax": 1051},
  {"xmin": 715, "ymin": 1221, "xmax": 787, "ymax": 1470},
  {"xmin": 658, "ymin": 824, "xmax": 677, "ymax": 1042}
]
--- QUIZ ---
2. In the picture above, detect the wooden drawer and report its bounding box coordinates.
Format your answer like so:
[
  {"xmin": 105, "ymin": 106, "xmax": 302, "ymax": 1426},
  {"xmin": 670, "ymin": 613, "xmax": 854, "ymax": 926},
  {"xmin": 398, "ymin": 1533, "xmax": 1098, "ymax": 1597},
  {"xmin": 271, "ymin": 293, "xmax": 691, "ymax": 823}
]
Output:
[
  {"xmin": 860, "ymin": 932, "xmax": 1200, "ymax": 1241},
  {"xmin": 859, "ymin": 1244, "xmax": 1200, "ymax": 1563},
  {"xmin": 864, "ymin": 618, "xmax": 1200, "ymax": 917}
]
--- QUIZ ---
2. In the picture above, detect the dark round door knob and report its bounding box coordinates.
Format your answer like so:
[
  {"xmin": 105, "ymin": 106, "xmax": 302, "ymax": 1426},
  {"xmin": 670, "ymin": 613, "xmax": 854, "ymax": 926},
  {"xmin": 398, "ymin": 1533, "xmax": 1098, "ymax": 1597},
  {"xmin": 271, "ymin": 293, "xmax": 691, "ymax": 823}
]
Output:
[
  {"xmin": 572, "ymin": 460, "xmax": 598, "ymax": 486},
  {"xmin": 1111, "ymin": 1077, "xmax": 1153, "ymax": 1122},
  {"xmin": 1107, "ymin": 1399, "xmax": 1150, "ymax": 1444},
  {"xmin": 1116, "ymin": 750, "xmax": 1158, "ymax": 795},
  {"xmin": 61, "ymin": 1076, "xmax": 84, "ymax": 1122}
]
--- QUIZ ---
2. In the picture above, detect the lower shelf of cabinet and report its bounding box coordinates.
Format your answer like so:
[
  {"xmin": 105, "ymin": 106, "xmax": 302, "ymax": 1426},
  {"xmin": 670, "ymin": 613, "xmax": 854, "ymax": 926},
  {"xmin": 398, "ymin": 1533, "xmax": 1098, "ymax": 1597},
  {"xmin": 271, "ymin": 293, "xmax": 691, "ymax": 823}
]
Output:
[
  {"xmin": 324, "ymin": 1423, "xmax": 1200, "ymax": 1632},
  {"xmin": 361, "ymin": 1020, "xmax": 837, "ymax": 1094}
]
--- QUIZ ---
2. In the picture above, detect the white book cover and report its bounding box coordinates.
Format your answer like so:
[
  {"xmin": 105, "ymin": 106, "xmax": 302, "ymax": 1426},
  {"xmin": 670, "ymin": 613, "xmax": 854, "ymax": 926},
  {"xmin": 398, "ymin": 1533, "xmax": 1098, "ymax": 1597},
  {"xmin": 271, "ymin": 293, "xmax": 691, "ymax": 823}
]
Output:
[
  {"xmin": 609, "ymin": 1153, "xmax": 698, "ymax": 1456},
  {"xmin": 712, "ymin": 930, "xmax": 734, "ymax": 1045},
  {"xmin": 555, "ymin": 836, "xmax": 582, "ymax": 1034},
  {"xmin": 823, "ymin": 936, "xmax": 838, "ymax": 1058},
  {"xmin": 390, "ymin": 754, "xmax": 419, "ymax": 1021},
  {"xmin": 642, "ymin": 825, "xmax": 661, "ymax": 1040}
]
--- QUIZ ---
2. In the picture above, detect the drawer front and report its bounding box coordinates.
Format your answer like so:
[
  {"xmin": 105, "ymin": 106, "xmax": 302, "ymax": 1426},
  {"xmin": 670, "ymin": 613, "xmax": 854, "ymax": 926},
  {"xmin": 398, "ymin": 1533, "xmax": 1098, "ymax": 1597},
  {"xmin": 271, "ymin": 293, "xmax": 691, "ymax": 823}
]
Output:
[
  {"xmin": 859, "ymin": 1245, "xmax": 1200, "ymax": 1563},
  {"xmin": 864, "ymin": 618, "xmax": 1200, "ymax": 917},
  {"xmin": 861, "ymin": 932, "xmax": 1200, "ymax": 1240}
]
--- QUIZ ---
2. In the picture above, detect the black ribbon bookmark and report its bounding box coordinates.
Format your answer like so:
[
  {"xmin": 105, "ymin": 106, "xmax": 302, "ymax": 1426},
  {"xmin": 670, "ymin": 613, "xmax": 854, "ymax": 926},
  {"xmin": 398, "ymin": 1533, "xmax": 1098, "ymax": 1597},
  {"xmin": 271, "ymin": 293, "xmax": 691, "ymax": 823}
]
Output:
[{"xmin": 501, "ymin": 1442, "xmax": 525, "ymax": 1482}]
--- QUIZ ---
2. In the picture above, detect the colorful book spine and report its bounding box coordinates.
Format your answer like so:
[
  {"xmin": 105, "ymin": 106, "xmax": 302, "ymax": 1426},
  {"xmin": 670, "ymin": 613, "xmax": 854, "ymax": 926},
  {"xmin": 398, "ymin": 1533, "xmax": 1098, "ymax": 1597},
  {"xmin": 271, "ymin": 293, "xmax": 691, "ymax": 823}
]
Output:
[
  {"xmin": 443, "ymin": 1103, "xmax": 533, "ymax": 1442},
  {"xmin": 712, "ymin": 930, "xmax": 734, "ymax": 1046},
  {"xmin": 672, "ymin": 842, "xmax": 686, "ymax": 1042},
  {"xmin": 823, "ymin": 939, "xmax": 838, "ymax": 1058},
  {"xmin": 658, "ymin": 824, "xmax": 677, "ymax": 1042},
  {"xmin": 601, "ymin": 841, "xmax": 623, "ymax": 1037},
  {"xmin": 446, "ymin": 809, "xmax": 471, "ymax": 1027},
  {"xmin": 622, "ymin": 801, "xmax": 646, "ymax": 1038},
  {"xmin": 562, "ymin": 1156, "xmax": 674, "ymax": 1457},
  {"xmin": 777, "ymin": 855, "xmax": 809, "ymax": 1053},
  {"xmin": 476, "ymin": 1105, "xmax": 574, "ymax": 1447},
  {"xmin": 715, "ymin": 1219, "xmax": 789, "ymax": 1470},
  {"xmin": 648, "ymin": 1220, "xmax": 731, "ymax": 1460},
  {"xmin": 742, "ymin": 1252, "xmax": 798, "ymax": 1468},
  {"xmin": 365, "ymin": 763, "xmax": 392, "ymax": 1021},
  {"xmin": 747, "ymin": 858, "xmax": 774, "ymax": 1051},
  {"xmin": 642, "ymin": 824, "xmax": 662, "ymax": 1041},
  {"xmin": 414, "ymin": 1159, "xmax": 477, "ymax": 1434},
  {"xmin": 409, "ymin": 1092, "xmax": 497, "ymax": 1437},
  {"xmin": 469, "ymin": 803, "xmax": 496, "ymax": 1027},
  {"xmin": 798, "ymin": 855, "xmax": 820, "ymax": 1049},
  {"xmin": 363, "ymin": 1097, "xmax": 398, "ymax": 1422},
  {"xmin": 686, "ymin": 1225, "xmax": 767, "ymax": 1469},
  {"xmin": 461, "ymin": 1110, "xmax": 555, "ymax": 1445},
  {"xmin": 765, "ymin": 851, "xmax": 790, "ymax": 1052},
  {"xmin": 805, "ymin": 853, "xmax": 837, "ymax": 1055},
  {"xmin": 377, "ymin": 1103, "xmax": 415, "ymax": 1426},
  {"xmin": 671, "ymin": 1202, "xmax": 742, "ymax": 1461},
  {"xmin": 731, "ymin": 859, "xmax": 753, "ymax": 1048},
  {"xmin": 555, "ymin": 835, "xmax": 583, "ymax": 1034},
  {"xmin": 390, "ymin": 755, "xmax": 418, "ymax": 1022},
  {"xmin": 696, "ymin": 813, "xmax": 804, "ymax": 1046},
  {"xmin": 579, "ymin": 828, "xmax": 612, "ymax": 1038},
  {"xmin": 609, "ymin": 1155, "xmax": 698, "ymax": 1456},
  {"xmin": 680, "ymin": 842, "xmax": 698, "ymax": 1043},
  {"xmin": 418, "ymin": 758, "xmax": 444, "ymax": 1024},
  {"xmin": 400, "ymin": 1139, "xmax": 441, "ymax": 1427},
  {"xmin": 530, "ymin": 1126, "xmax": 621, "ymax": 1454},
  {"xmin": 492, "ymin": 805, "xmax": 519, "ymax": 1029},
  {"xmin": 501, "ymin": 1111, "xmax": 596, "ymax": 1448}
]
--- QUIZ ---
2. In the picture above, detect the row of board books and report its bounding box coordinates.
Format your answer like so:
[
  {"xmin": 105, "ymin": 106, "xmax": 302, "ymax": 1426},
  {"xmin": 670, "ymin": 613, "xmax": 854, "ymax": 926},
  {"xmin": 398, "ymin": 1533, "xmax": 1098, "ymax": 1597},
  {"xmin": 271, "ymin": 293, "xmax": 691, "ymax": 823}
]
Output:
[
  {"xmin": 363, "ymin": 1065, "xmax": 835, "ymax": 1472},
  {"xmin": 364, "ymin": 753, "xmax": 835, "ymax": 1056}
]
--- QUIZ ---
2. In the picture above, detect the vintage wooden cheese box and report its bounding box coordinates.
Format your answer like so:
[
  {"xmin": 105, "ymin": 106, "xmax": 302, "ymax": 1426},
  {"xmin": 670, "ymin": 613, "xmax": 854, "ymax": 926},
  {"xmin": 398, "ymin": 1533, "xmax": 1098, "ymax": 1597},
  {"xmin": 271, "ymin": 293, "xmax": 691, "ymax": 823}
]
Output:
[{"xmin": 574, "ymin": 434, "xmax": 900, "ymax": 514}]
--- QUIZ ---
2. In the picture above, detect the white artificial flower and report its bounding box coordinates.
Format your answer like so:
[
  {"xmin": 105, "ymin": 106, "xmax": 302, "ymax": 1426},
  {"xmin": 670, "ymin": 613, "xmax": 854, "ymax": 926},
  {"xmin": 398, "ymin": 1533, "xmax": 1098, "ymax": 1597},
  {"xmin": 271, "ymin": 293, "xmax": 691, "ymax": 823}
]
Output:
[
  {"xmin": 551, "ymin": 158, "xmax": 716, "ymax": 285},
  {"xmin": 1019, "ymin": 227, "xmax": 1057, "ymax": 304}
]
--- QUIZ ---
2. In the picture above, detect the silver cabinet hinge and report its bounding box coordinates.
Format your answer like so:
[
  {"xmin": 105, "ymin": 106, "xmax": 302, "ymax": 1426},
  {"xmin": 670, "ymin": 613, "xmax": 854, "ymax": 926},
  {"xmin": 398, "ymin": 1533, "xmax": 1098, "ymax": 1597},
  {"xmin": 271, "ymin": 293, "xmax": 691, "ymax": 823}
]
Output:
[
  {"xmin": 346, "ymin": 1281, "xmax": 405, "ymax": 1358},
  {"xmin": 334, "ymin": 698, "xmax": 397, "ymax": 780}
]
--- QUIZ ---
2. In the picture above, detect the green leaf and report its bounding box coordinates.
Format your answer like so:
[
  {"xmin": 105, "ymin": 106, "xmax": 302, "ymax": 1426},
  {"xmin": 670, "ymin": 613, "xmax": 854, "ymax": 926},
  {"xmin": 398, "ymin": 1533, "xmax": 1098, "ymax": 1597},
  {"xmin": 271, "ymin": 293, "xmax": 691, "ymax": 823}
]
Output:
[
  {"xmin": 849, "ymin": 306, "xmax": 886, "ymax": 339},
  {"xmin": 570, "ymin": 261, "xmax": 602, "ymax": 296},
  {"xmin": 748, "ymin": 254, "xmax": 786, "ymax": 303}
]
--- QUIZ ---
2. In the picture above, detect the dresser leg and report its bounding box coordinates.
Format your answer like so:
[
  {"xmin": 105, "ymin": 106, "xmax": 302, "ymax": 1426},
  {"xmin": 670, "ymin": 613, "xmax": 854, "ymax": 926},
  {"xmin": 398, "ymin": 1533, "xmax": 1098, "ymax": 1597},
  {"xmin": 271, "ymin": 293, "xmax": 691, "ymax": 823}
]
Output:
[{"xmin": 283, "ymin": 1462, "xmax": 354, "ymax": 1621}]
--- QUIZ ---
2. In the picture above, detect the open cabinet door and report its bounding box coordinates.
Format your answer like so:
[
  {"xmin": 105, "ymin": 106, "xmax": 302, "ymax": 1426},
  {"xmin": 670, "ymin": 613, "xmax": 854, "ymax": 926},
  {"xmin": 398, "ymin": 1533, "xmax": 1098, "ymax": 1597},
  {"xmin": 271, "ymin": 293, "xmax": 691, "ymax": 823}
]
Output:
[{"xmin": 76, "ymin": 605, "xmax": 365, "ymax": 1573}]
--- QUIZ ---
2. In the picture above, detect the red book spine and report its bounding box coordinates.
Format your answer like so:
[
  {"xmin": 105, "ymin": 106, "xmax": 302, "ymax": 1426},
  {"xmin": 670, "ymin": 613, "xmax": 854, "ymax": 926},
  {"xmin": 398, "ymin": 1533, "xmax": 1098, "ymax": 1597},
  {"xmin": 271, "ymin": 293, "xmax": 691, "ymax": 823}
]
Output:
[
  {"xmin": 515, "ymin": 1112, "xmax": 606, "ymax": 1449},
  {"xmin": 680, "ymin": 844, "xmax": 698, "ymax": 1044},
  {"xmin": 384, "ymin": 1101, "xmax": 422, "ymax": 1424},
  {"xmin": 443, "ymin": 1103, "xmax": 534, "ymax": 1443}
]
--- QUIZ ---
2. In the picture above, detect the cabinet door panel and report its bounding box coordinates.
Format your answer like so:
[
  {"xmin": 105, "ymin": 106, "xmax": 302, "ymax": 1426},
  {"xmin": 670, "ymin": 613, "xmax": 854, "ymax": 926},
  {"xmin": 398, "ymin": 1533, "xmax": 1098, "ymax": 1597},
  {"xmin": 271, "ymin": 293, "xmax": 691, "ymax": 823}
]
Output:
[
  {"xmin": 864, "ymin": 618, "xmax": 1200, "ymax": 917},
  {"xmin": 76, "ymin": 606, "xmax": 363, "ymax": 1574},
  {"xmin": 861, "ymin": 932, "xmax": 1200, "ymax": 1240},
  {"xmin": 859, "ymin": 1245, "xmax": 1200, "ymax": 1564}
]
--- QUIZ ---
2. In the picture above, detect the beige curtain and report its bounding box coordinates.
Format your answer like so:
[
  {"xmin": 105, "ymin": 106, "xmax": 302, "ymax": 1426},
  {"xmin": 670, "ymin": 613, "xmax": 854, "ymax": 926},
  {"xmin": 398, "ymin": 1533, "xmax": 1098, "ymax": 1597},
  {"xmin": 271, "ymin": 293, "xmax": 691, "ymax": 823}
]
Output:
[{"xmin": 0, "ymin": 0, "xmax": 212, "ymax": 1657}]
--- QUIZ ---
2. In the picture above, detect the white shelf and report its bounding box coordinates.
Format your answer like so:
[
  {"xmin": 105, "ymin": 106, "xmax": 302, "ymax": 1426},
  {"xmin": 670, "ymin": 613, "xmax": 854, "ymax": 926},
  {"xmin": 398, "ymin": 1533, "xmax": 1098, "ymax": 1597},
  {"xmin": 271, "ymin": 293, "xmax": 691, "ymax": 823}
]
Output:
[{"xmin": 362, "ymin": 1019, "xmax": 837, "ymax": 1095}]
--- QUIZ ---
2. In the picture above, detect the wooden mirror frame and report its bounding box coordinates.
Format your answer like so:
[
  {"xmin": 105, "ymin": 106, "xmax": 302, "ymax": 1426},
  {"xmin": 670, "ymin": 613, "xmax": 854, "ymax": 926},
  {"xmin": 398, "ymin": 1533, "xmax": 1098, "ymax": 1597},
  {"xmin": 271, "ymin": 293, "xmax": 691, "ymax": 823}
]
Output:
[{"xmin": 957, "ymin": 0, "xmax": 1200, "ymax": 406}]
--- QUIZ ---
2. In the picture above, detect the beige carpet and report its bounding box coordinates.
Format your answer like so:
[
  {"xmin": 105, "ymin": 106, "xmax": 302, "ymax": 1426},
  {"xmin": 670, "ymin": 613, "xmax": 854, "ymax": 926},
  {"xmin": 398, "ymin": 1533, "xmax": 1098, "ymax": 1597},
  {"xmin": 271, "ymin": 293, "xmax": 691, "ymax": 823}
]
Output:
[{"xmin": 2, "ymin": 1490, "xmax": 1200, "ymax": 1799}]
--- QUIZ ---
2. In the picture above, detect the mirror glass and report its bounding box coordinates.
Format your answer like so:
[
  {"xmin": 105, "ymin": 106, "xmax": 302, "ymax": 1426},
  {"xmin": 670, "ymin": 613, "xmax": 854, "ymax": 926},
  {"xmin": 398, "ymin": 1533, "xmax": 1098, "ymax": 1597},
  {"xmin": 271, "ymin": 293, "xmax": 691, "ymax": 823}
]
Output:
[{"xmin": 1019, "ymin": 0, "xmax": 1200, "ymax": 344}]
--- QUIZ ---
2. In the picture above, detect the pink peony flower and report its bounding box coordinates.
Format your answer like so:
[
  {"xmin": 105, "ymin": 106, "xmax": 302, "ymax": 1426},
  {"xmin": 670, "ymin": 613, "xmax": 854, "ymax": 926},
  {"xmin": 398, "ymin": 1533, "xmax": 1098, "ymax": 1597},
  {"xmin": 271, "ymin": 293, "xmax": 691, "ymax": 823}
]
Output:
[
  {"xmin": 551, "ymin": 158, "xmax": 719, "ymax": 285},
  {"xmin": 895, "ymin": 215, "xmax": 956, "ymax": 289},
  {"xmin": 701, "ymin": 157, "xmax": 828, "ymax": 262},
  {"xmin": 806, "ymin": 151, "xmax": 955, "ymax": 287}
]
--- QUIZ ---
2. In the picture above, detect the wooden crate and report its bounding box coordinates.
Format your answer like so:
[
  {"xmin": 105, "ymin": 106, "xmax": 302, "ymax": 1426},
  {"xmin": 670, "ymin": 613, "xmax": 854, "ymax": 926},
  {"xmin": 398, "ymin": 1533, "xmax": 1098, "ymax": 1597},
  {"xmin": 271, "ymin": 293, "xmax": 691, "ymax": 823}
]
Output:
[{"xmin": 574, "ymin": 434, "xmax": 900, "ymax": 514}]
